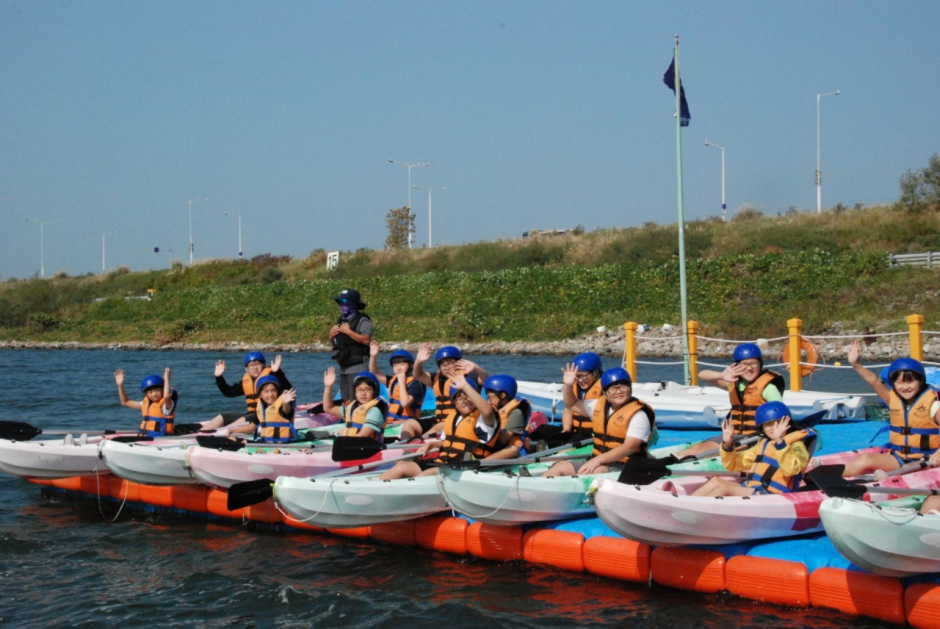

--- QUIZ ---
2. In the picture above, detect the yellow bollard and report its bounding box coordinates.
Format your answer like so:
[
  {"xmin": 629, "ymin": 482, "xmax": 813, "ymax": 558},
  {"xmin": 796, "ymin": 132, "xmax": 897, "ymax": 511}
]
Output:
[
  {"xmin": 787, "ymin": 318, "xmax": 803, "ymax": 393},
  {"xmin": 688, "ymin": 321, "xmax": 699, "ymax": 386},
  {"xmin": 624, "ymin": 322, "xmax": 638, "ymax": 383},
  {"xmin": 907, "ymin": 314, "xmax": 925, "ymax": 361}
]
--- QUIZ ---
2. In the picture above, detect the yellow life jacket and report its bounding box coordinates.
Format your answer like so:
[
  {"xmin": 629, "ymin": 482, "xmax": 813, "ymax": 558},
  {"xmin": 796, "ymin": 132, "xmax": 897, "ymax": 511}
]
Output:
[
  {"xmin": 888, "ymin": 388, "xmax": 940, "ymax": 461},
  {"xmin": 567, "ymin": 379, "xmax": 603, "ymax": 431},
  {"xmin": 139, "ymin": 392, "xmax": 177, "ymax": 437},
  {"xmin": 435, "ymin": 410, "xmax": 500, "ymax": 463},
  {"xmin": 432, "ymin": 372, "xmax": 457, "ymax": 425},
  {"xmin": 255, "ymin": 396, "xmax": 297, "ymax": 444},
  {"xmin": 241, "ymin": 367, "xmax": 273, "ymax": 415},
  {"xmin": 476, "ymin": 397, "xmax": 532, "ymax": 454},
  {"xmin": 343, "ymin": 398, "xmax": 389, "ymax": 443},
  {"xmin": 590, "ymin": 398, "xmax": 655, "ymax": 462},
  {"xmin": 744, "ymin": 429, "xmax": 817, "ymax": 494},
  {"xmin": 727, "ymin": 371, "xmax": 785, "ymax": 435},
  {"xmin": 388, "ymin": 375, "xmax": 422, "ymax": 421}
]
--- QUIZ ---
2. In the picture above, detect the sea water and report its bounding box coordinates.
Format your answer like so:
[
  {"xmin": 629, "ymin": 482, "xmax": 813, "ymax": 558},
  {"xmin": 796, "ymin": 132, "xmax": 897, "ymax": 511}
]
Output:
[{"xmin": 0, "ymin": 349, "xmax": 891, "ymax": 628}]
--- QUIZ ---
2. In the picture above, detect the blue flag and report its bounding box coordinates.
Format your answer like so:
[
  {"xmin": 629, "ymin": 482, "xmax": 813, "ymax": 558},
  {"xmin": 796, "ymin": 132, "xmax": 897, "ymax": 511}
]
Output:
[{"xmin": 663, "ymin": 57, "xmax": 691, "ymax": 127}]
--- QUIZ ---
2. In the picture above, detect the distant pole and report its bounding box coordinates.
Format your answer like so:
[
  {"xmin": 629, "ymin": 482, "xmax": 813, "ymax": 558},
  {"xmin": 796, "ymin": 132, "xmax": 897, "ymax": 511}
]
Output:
[
  {"xmin": 704, "ymin": 140, "xmax": 726, "ymax": 221},
  {"xmin": 24, "ymin": 218, "xmax": 59, "ymax": 278},
  {"xmin": 388, "ymin": 158, "xmax": 429, "ymax": 249},
  {"xmin": 225, "ymin": 212, "xmax": 243, "ymax": 257},
  {"xmin": 188, "ymin": 197, "xmax": 208, "ymax": 265},
  {"xmin": 673, "ymin": 35, "xmax": 691, "ymax": 385},
  {"xmin": 816, "ymin": 90, "xmax": 840, "ymax": 213},
  {"xmin": 413, "ymin": 185, "xmax": 446, "ymax": 248},
  {"xmin": 91, "ymin": 230, "xmax": 117, "ymax": 272}
]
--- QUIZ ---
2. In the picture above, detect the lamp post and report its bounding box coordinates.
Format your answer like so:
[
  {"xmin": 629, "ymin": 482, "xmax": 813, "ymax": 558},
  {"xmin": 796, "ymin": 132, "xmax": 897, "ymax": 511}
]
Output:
[
  {"xmin": 24, "ymin": 218, "xmax": 59, "ymax": 278},
  {"xmin": 224, "ymin": 212, "xmax": 242, "ymax": 257},
  {"xmin": 816, "ymin": 90, "xmax": 841, "ymax": 213},
  {"xmin": 188, "ymin": 197, "xmax": 208, "ymax": 265},
  {"xmin": 388, "ymin": 158, "xmax": 429, "ymax": 249},
  {"xmin": 704, "ymin": 141, "xmax": 726, "ymax": 221},
  {"xmin": 413, "ymin": 185, "xmax": 446, "ymax": 248},
  {"xmin": 90, "ymin": 230, "xmax": 117, "ymax": 272}
]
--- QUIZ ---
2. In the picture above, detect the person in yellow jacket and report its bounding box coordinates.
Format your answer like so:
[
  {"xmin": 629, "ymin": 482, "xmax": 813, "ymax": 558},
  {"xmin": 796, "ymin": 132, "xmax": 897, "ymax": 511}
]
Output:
[
  {"xmin": 322, "ymin": 367, "xmax": 388, "ymax": 442},
  {"xmin": 114, "ymin": 367, "xmax": 177, "ymax": 437},
  {"xmin": 692, "ymin": 401, "xmax": 813, "ymax": 497}
]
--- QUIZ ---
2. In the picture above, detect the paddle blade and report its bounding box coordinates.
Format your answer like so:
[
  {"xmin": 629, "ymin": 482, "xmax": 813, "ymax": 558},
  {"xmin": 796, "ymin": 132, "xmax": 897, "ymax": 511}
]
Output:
[
  {"xmin": 196, "ymin": 436, "xmax": 246, "ymax": 451},
  {"xmin": 616, "ymin": 455, "xmax": 674, "ymax": 485},
  {"xmin": 173, "ymin": 423, "xmax": 208, "ymax": 435},
  {"xmin": 227, "ymin": 479, "xmax": 274, "ymax": 510},
  {"xmin": 331, "ymin": 436, "xmax": 386, "ymax": 462},
  {"xmin": 110, "ymin": 436, "xmax": 152, "ymax": 444},
  {"xmin": 0, "ymin": 421, "xmax": 42, "ymax": 441},
  {"xmin": 807, "ymin": 470, "xmax": 867, "ymax": 499}
]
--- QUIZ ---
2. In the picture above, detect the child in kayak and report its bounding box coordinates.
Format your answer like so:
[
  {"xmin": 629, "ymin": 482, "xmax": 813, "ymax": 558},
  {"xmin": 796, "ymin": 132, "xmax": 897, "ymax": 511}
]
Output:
[
  {"xmin": 378, "ymin": 372, "xmax": 504, "ymax": 479},
  {"xmin": 528, "ymin": 352, "xmax": 603, "ymax": 448},
  {"xmin": 203, "ymin": 352, "xmax": 292, "ymax": 430},
  {"xmin": 404, "ymin": 342, "xmax": 490, "ymax": 440},
  {"xmin": 691, "ymin": 401, "xmax": 815, "ymax": 497},
  {"xmin": 368, "ymin": 342, "xmax": 426, "ymax": 431},
  {"xmin": 114, "ymin": 367, "xmax": 178, "ymax": 437},
  {"xmin": 229, "ymin": 374, "xmax": 298, "ymax": 443},
  {"xmin": 670, "ymin": 342, "xmax": 786, "ymax": 460},
  {"xmin": 323, "ymin": 367, "xmax": 389, "ymax": 442},
  {"xmin": 482, "ymin": 374, "xmax": 529, "ymax": 460},
  {"xmin": 838, "ymin": 341, "xmax": 940, "ymax": 478},
  {"xmin": 542, "ymin": 366, "xmax": 655, "ymax": 477}
]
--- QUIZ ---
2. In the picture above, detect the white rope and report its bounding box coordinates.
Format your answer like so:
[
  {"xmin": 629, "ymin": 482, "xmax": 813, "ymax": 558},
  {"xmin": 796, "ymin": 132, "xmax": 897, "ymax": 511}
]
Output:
[
  {"xmin": 802, "ymin": 331, "xmax": 909, "ymax": 340},
  {"xmin": 437, "ymin": 470, "xmax": 523, "ymax": 520},
  {"xmin": 694, "ymin": 334, "xmax": 789, "ymax": 344},
  {"xmin": 635, "ymin": 359, "xmax": 686, "ymax": 366},
  {"xmin": 275, "ymin": 477, "xmax": 337, "ymax": 524},
  {"xmin": 923, "ymin": 331, "xmax": 940, "ymax": 337}
]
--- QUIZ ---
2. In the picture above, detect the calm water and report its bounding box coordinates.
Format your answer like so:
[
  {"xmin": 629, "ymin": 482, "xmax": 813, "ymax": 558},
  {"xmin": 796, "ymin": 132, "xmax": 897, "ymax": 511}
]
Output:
[{"xmin": 0, "ymin": 349, "xmax": 888, "ymax": 628}]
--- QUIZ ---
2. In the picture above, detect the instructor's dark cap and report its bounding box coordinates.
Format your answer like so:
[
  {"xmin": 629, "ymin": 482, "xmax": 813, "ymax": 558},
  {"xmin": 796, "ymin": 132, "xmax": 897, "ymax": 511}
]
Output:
[{"xmin": 333, "ymin": 288, "xmax": 366, "ymax": 309}]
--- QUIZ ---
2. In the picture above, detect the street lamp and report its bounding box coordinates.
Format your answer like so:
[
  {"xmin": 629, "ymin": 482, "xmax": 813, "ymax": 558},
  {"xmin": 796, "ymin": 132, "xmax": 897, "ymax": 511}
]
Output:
[
  {"xmin": 388, "ymin": 158, "xmax": 429, "ymax": 249},
  {"xmin": 224, "ymin": 212, "xmax": 243, "ymax": 257},
  {"xmin": 413, "ymin": 185, "xmax": 446, "ymax": 248},
  {"xmin": 704, "ymin": 140, "xmax": 726, "ymax": 221},
  {"xmin": 24, "ymin": 218, "xmax": 59, "ymax": 278},
  {"xmin": 90, "ymin": 230, "xmax": 117, "ymax": 272},
  {"xmin": 816, "ymin": 90, "xmax": 841, "ymax": 213},
  {"xmin": 188, "ymin": 197, "xmax": 208, "ymax": 265}
]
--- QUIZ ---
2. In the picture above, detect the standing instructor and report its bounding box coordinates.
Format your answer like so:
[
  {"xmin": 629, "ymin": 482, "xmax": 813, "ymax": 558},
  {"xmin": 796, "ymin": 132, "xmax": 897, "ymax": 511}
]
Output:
[{"xmin": 330, "ymin": 288, "xmax": 373, "ymax": 403}]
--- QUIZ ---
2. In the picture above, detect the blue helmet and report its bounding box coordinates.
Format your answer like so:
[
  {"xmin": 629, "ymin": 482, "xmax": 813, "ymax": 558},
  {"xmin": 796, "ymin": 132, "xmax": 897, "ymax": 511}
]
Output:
[
  {"xmin": 389, "ymin": 349, "xmax": 415, "ymax": 366},
  {"xmin": 255, "ymin": 375, "xmax": 282, "ymax": 393},
  {"xmin": 353, "ymin": 371, "xmax": 380, "ymax": 393},
  {"xmin": 878, "ymin": 366, "xmax": 891, "ymax": 386},
  {"xmin": 887, "ymin": 357, "xmax": 926, "ymax": 382},
  {"xmin": 435, "ymin": 346, "xmax": 463, "ymax": 364},
  {"xmin": 600, "ymin": 367, "xmax": 632, "ymax": 391},
  {"xmin": 140, "ymin": 375, "xmax": 165, "ymax": 392},
  {"xmin": 484, "ymin": 374, "xmax": 518, "ymax": 399},
  {"xmin": 572, "ymin": 352, "xmax": 603, "ymax": 373},
  {"xmin": 244, "ymin": 351, "xmax": 266, "ymax": 365},
  {"xmin": 449, "ymin": 379, "xmax": 480, "ymax": 398},
  {"xmin": 733, "ymin": 343, "xmax": 763, "ymax": 363},
  {"xmin": 755, "ymin": 401, "xmax": 791, "ymax": 426}
]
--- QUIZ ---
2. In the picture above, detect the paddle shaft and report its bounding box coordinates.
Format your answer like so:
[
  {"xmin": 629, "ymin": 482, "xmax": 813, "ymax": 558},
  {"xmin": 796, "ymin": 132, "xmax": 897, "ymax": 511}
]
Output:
[{"xmin": 315, "ymin": 448, "xmax": 435, "ymax": 479}]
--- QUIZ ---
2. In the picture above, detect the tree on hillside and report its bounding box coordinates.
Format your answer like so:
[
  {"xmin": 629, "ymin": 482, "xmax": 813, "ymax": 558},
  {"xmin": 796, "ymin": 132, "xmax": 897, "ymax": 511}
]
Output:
[
  {"xmin": 385, "ymin": 206, "xmax": 415, "ymax": 249},
  {"xmin": 896, "ymin": 153, "xmax": 940, "ymax": 212}
]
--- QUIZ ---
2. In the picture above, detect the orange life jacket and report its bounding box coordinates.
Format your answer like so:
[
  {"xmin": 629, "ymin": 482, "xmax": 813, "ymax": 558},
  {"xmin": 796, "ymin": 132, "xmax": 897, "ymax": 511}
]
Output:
[
  {"xmin": 388, "ymin": 375, "xmax": 422, "ymax": 421},
  {"xmin": 590, "ymin": 398, "xmax": 655, "ymax": 462},
  {"xmin": 255, "ymin": 396, "xmax": 297, "ymax": 444},
  {"xmin": 432, "ymin": 372, "xmax": 457, "ymax": 425},
  {"xmin": 242, "ymin": 367, "xmax": 273, "ymax": 415},
  {"xmin": 568, "ymin": 379, "xmax": 603, "ymax": 431},
  {"xmin": 139, "ymin": 391, "xmax": 177, "ymax": 437},
  {"xmin": 727, "ymin": 371, "xmax": 785, "ymax": 435},
  {"xmin": 888, "ymin": 388, "xmax": 940, "ymax": 461},
  {"xmin": 744, "ymin": 429, "xmax": 817, "ymax": 494},
  {"xmin": 435, "ymin": 410, "xmax": 501, "ymax": 463},
  {"xmin": 343, "ymin": 398, "xmax": 389, "ymax": 443}
]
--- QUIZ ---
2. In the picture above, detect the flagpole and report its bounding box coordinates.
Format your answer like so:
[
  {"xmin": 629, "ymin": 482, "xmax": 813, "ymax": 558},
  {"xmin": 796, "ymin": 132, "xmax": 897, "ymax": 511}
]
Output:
[{"xmin": 674, "ymin": 34, "xmax": 691, "ymax": 385}]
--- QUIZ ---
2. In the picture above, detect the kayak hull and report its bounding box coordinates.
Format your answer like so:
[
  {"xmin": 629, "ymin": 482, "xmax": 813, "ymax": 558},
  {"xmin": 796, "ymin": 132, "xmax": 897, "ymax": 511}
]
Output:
[
  {"xmin": 0, "ymin": 435, "xmax": 111, "ymax": 479},
  {"xmin": 98, "ymin": 440, "xmax": 197, "ymax": 486}
]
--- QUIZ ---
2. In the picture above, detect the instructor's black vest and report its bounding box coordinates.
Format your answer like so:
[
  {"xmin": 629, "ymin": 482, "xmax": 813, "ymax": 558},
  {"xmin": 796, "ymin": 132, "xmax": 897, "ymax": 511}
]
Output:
[{"xmin": 332, "ymin": 311, "xmax": 371, "ymax": 369}]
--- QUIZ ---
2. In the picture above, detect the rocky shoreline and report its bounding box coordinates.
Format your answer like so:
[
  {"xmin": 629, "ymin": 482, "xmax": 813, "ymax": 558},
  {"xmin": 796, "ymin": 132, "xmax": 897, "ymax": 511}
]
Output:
[{"xmin": 1, "ymin": 325, "xmax": 936, "ymax": 362}]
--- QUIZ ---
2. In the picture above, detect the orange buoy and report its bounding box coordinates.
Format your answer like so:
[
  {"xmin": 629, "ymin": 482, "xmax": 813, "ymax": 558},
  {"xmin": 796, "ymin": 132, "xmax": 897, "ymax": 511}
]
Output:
[
  {"xmin": 327, "ymin": 526, "xmax": 372, "ymax": 539},
  {"xmin": 206, "ymin": 488, "xmax": 244, "ymax": 520},
  {"xmin": 137, "ymin": 484, "xmax": 175, "ymax": 508},
  {"xmin": 466, "ymin": 522, "xmax": 523, "ymax": 562},
  {"xmin": 781, "ymin": 336, "xmax": 820, "ymax": 377},
  {"xmin": 107, "ymin": 476, "xmax": 141, "ymax": 502},
  {"xmin": 583, "ymin": 536, "xmax": 650, "ymax": 583},
  {"xmin": 415, "ymin": 516, "xmax": 468, "ymax": 555},
  {"xmin": 28, "ymin": 478, "xmax": 56, "ymax": 486},
  {"xmin": 905, "ymin": 582, "xmax": 940, "ymax": 629},
  {"xmin": 171, "ymin": 485, "xmax": 208, "ymax": 513},
  {"xmin": 809, "ymin": 567, "xmax": 904, "ymax": 624},
  {"xmin": 371, "ymin": 520, "xmax": 417, "ymax": 547},
  {"xmin": 53, "ymin": 475, "xmax": 110, "ymax": 496},
  {"xmin": 725, "ymin": 556, "xmax": 809, "ymax": 607},
  {"xmin": 651, "ymin": 547, "xmax": 725, "ymax": 593},
  {"xmin": 522, "ymin": 529, "xmax": 585, "ymax": 573},
  {"xmin": 246, "ymin": 498, "xmax": 282, "ymax": 524}
]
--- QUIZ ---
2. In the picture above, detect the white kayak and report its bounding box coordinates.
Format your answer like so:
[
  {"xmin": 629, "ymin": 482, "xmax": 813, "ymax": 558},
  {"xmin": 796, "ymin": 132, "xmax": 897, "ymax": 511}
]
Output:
[
  {"xmin": 820, "ymin": 495, "xmax": 940, "ymax": 577},
  {"xmin": 516, "ymin": 379, "xmax": 867, "ymax": 429},
  {"xmin": 0, "ymin": 433, "xmax": 113, "ymax": 479},
  {"xmin": 274, "ymin": 473, "xmax": 446, "ymax": 528}
]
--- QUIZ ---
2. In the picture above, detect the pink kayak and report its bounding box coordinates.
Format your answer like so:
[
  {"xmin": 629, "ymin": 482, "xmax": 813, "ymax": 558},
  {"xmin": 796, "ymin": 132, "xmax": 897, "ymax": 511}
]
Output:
[{"xmin": 590, "ymin": 447, "xmax": 940, "ymax": 546}]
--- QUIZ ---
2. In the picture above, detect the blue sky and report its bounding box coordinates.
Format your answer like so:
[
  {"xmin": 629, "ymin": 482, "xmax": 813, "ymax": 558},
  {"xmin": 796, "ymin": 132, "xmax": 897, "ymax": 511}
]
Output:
[{"xmin": 1, "ymin": 2, "xmax": 937, "ymax": 279}]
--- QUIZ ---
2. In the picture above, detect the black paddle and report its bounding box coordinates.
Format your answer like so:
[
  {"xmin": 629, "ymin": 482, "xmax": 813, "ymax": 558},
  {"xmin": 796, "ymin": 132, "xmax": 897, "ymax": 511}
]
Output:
[
  {"xmin": 0, "ymin": 421, "xmax": 123, "ymax": 442},
  {"xmin": 330, "ymin": 436, "xmax": 424, "ymax": 462},
  {"xmin": 809, "ymin": 460, "xmax": 929, "ymax": 499},
  {"xmin": 195, "ymin": 430, "xmax": 337, "ymax": 452}
]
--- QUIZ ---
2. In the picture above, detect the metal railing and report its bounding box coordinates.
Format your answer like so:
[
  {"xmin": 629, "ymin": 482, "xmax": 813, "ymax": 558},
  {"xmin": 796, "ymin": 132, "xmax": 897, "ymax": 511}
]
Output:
[{"xmin": 889, "ymin": 252, "xmax": 940, "ymax": 268}]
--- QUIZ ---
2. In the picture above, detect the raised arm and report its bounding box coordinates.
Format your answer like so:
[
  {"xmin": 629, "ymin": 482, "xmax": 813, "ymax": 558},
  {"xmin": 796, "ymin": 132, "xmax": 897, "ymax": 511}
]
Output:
[
  {"xmin": 368, "ymin": 341, "xmax": 388, "ymax": 384},
  {"xmin": 848, "ymin": 340, "xmax": 890, "ymax": 405},
  {"xmin": 114, "ymin": 369, "xmax": 141, "ymax": 410},
  {"xmin": 322, "ymin": 368, "xmax": 344, "ymax": 419},
  {"xmin": 412, "ymin": 342, "xmax": 433, "ymax": 386},
  {"xmin": 451, "ymin": 372, "xmax": 495, "ymax": 425},
  {"xmin": 561, "ymin": 363, "xmax": 587, "ymax": 422}
]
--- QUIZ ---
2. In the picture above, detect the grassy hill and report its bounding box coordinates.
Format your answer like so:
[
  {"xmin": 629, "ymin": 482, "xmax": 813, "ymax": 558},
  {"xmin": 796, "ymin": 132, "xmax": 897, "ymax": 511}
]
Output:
[{"xmin": 2, "ymin": 204, "xmax": 939, "ymax": 346}]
